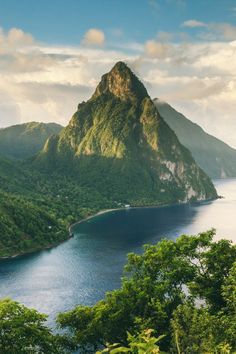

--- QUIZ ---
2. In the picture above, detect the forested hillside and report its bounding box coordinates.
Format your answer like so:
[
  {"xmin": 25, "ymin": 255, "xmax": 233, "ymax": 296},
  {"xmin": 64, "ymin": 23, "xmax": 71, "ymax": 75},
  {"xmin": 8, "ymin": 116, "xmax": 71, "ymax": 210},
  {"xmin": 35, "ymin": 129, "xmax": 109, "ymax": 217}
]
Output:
[
  {"xmin": 0, "ymin": 157, "xmax": 114, "ymax": 257},
  {"xmin": 0, "ymin": 122, "xmax": 62, "ymax": 159}
]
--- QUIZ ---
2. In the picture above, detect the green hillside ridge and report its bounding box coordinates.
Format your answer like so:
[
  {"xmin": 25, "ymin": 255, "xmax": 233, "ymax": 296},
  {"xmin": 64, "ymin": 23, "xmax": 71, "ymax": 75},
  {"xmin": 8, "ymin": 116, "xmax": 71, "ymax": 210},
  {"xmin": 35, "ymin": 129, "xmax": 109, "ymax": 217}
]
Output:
[
  {"xmin": 0, "ymin": 157, "xmax": 114, "ymax": 257},
  {"xmin": 154, "ymin": 98, "xmax": 236, "ymax": 178},
  {"xmin": 37, "ymin": 61, "xmax": 217, "ymax": 205},
  {"xmin": 0, "ymin": 121, "xmax": 63, "ymax": 159},
  {"xmin": 0, "ymin": 160, "xmax": 63, "ymax": 257},
  {"xmin": 0, "ymin": 190, "xmax": 66, "ymax": 257}
]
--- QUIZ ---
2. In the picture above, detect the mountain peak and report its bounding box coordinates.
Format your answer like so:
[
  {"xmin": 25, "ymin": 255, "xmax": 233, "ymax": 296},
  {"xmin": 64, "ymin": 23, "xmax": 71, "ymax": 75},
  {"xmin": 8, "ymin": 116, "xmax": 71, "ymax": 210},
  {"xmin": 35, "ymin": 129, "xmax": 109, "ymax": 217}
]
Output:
[
  {"xmin": 111, "ymin": 61, "xmax": 129, "ymax": 72},
  {"xmin": 92, "ymin": 61, "xmax": 149, "ymax": 101},
  {"xmin": 37, "ymin": 62, "xmax": 217, "ymax": 204}
]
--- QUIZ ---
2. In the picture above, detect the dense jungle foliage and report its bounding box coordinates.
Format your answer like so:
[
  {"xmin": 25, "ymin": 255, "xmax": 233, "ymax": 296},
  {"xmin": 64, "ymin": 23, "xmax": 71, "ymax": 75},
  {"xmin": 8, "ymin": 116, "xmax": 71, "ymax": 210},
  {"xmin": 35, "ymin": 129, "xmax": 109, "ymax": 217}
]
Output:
[
  {"xmin": 0, "ymin": 157, "xmax": 114, "ymax": 257},
  {"xmin": 0, "ymin": 231, "xmax": 235, "ymax": 353},
  {"xmin": 57, "ymin": 230, "xmax": 235, "ymax": 353}
]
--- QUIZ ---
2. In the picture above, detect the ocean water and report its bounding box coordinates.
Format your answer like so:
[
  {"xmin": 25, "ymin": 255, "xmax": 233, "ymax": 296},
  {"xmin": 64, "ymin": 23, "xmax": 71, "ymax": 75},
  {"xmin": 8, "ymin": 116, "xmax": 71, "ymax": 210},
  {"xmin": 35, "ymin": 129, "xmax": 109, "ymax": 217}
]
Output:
[{"xmin": 0, "ymin": 179, "xmax": 235, "ymax": 324}]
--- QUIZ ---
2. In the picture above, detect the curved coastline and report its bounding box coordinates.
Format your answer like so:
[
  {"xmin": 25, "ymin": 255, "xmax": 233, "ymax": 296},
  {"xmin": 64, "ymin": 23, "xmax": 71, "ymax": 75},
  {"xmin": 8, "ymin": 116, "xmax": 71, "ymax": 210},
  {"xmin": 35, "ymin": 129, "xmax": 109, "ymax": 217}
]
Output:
[
  {"xmin": 0, "ymin": 208, "xmax": 120, "ymax": 261},
  {"xmin": 69, "ymin": 193, "xmax": 220, "ymax": 233},
  {"xmin": 0, "ymin": 195, "xmax": 219, "ymax": 261},
  {"xmin": 68, "ymin": 208, "xmax": 121, "ymax": 234}
]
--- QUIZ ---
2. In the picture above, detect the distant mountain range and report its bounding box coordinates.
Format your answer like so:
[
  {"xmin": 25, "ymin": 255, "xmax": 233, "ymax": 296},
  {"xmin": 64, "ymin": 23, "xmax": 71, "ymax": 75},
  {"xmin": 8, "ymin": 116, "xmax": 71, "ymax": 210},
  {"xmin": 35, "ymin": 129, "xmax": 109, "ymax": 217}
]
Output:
[
  {"xmin": 0, "ymin": 88, "xmax": 235, "ymax": 179},
  {"xmin": 154, "ymin": 99, "xmax": 236, "ymax": 178},
  {"xmin": 36, "ymin": 61, "xmax": 216, "ymax": 205},
  {"xmin": 0, "ymin": 122, "xmax": 62, "ymax": 159}
]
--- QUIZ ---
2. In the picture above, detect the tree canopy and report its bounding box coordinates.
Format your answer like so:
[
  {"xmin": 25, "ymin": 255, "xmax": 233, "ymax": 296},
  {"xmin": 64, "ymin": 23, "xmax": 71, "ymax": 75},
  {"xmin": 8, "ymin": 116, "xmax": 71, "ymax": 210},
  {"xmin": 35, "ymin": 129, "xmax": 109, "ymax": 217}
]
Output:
[
  {"xmin": 0, "ymin": 231, "xmax": 235, "ymax": 353},
  {"xmin": 0, "ymin": 298, "xmax": 73, "ymax": 354},
  {"xmin": 57, "ymin": 230, "xmax": 236, "ymax": 353}
]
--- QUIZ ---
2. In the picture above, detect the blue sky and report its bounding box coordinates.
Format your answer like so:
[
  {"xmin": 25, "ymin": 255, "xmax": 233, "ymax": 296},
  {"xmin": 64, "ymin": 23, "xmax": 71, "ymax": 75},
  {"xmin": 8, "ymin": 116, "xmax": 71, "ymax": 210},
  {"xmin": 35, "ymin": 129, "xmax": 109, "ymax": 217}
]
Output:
[
  {"xmin": 0, "ymin": 0, "xmax": 235, "ymax": 45},
  {"xmin": 0, "ymin": 0, "xmax": 236, "ymax": 147}
]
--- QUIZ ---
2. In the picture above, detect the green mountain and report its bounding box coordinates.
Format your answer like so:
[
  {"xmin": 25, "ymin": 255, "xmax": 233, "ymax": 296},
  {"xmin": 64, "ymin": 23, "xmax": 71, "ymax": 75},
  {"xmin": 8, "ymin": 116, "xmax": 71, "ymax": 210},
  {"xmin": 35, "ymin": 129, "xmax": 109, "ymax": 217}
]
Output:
[
  {"xmin": 0, "ymin": 189, "xmax": 65, "ymax": 258},
  {"xmin": 0, "ymin": 156, "xmax": 114, "ymax": 257},
  {"xmin": 0, "ymin": 121, "xmax": 63, "ymax": 159},
  {"xmin": 37, "ymin": 62, "xmax": 217, "ymax": 205},
  {"xmin": 0, "ymin": 158, "xmax": 65, "ymax": 257},
  {"xmin": 154, "ymin": 99, "xmax": 236, "ymax": 178}
]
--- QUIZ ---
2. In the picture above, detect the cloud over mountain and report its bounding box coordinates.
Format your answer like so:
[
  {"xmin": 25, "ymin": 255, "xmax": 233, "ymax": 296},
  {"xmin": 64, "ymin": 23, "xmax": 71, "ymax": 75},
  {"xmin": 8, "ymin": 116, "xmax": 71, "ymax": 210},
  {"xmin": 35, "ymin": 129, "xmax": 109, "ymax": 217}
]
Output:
[{"xmin": 0, "ymin": 25, "xmax": 236, "ymax": 148}]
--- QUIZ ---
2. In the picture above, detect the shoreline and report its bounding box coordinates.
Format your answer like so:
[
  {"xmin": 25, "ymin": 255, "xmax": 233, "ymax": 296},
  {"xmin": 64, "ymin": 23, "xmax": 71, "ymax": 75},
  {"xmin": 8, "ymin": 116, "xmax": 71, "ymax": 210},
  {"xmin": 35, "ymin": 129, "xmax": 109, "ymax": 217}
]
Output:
[
  {"xmin": 69, "ymin": 193, "xmax": 220, "ymax": 233},
  {"xmin": 0, "ymin": 236, "xmax": 73, "ymax": 261},
  {"xmin": 0, "ymin": 195, "xmax": 219, "ymax": 261},
  {"xmin": 0, "ymin": 208, "xmax": 119, "ymax": 261},
  {"xmin": 68, "ymin": 207, "xmax": 122, "ymax": 234}
]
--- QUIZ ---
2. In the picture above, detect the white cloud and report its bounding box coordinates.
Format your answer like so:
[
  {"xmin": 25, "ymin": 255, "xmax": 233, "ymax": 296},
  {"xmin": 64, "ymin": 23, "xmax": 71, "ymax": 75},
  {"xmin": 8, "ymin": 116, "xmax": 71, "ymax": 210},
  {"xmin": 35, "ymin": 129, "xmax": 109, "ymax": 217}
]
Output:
[
  {"xmin": 144, "ymin": 40, "xmax": 172, "ymax": 58},
  {"xmin": 0, "ymin": 27, "xmax": 35, "ymax": 54},
  {"xmin": 82, "ymin": 28, "xmax": 105, "ymax": 46},
  {"xmin": 0, "ymin": 51, "xmax": 56, "ymax": 73},
  {"xmin": 7, "ymin": 28, "xmax": 34, "ymax": 46},
  {"xmin": 182, "ymin": 19, "xmax": 207, "ymax": 28},
  {"xmin": 210, "ymin": 23, "xmax": 236, "ymax": 40},
  {"xmin": 0, "ymin": 91, "xmax": 21, "ymax": 127},
  {"xmin": 182, "ymin": 19, "xmax": 236, "ymax": 41},
  {"xmin": 0, "ymin": 26, "xmax": 236, "ymax": 149}
]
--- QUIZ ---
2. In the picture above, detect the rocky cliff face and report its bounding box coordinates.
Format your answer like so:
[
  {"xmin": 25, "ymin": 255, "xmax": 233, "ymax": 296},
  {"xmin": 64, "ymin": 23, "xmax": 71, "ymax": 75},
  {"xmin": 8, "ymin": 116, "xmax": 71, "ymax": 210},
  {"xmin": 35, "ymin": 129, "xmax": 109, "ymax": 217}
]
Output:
[
  {"xmin": 154, "ymin": 98, "xmax": 236, "ymax": 179},
  {"xmin": 37, "ymin": 62, "xmax": 217, "ymax": 205},
  {"xmin": 92, "ymin": 61, "xmax": 148, "ymax": 101}
]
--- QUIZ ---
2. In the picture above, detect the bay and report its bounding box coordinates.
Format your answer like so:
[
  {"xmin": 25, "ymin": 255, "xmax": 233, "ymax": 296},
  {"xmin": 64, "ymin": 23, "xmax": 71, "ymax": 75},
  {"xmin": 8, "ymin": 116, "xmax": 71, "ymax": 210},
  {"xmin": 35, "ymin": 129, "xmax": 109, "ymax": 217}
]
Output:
[{"xmin": 0, "ymin": 179, "xmax": 235, "ymax": 324}]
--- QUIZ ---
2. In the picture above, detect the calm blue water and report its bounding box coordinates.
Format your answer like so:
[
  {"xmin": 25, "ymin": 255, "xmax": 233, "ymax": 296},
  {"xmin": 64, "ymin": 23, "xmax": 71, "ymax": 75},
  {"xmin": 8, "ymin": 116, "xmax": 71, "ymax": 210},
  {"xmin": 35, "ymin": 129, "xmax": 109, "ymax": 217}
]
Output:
[{"xmin": 0, "ymin": 179, "xmax": 235, "ymax": 325}]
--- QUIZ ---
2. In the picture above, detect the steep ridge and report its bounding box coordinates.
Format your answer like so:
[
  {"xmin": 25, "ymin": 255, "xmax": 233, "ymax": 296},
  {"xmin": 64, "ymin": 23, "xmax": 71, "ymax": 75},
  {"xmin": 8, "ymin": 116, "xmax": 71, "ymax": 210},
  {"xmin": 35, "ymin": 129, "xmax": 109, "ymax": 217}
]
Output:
[
  {"xmin": 37, "ymin": 62, "xmax": 217, "ymax": 205},
  {"xmin": 155, "ymin": 99, "xmax": 236, "ymax": 178}
]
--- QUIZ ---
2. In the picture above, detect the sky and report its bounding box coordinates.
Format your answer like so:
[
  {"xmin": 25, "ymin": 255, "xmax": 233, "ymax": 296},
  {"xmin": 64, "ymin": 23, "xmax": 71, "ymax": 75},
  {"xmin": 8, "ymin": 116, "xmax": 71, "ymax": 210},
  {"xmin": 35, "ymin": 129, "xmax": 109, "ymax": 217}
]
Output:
[{"xmin": 0, "ymin": 0, "xmax": 236, "ymax": 147}]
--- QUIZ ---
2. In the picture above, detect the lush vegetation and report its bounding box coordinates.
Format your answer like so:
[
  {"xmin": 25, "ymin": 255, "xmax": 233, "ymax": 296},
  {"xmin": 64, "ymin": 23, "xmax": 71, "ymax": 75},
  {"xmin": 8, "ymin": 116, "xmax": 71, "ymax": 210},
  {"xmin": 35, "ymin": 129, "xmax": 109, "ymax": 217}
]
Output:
[
  {"xmin": 0, "ymin": 232, "xmax": 234, "ymax": 353},
  {"xmin": 0, "ymin": 157, "xmax": 114, "ymax": 257},
  {"xmin": 36, "ymin": 61, "xmax": 217, "ymax": 206},
  {"xmin": 0, "ymin": 298, "xmax": 73, "ymax": 353},
  {"xmin": 155, "ymin": 99, "xmax": 236, "ymax": 178},
  {"xmin": 97, "ymin": 329, "xmax": 164, "ymax": 353},
  {"xmin": 57, "ymin": 230, "xmax": 236, "ymax": 353},
  {"xmin": 0, "ymin": 62, "xmax": 234, "ymax": 354},
  {"xmin": 0, "ymin": 62, "xmax": 218, "ymax": 257},
  {"xmin": 0, "ymin": 190, "xmax": 66, "ymax": 257},
  {"xmin": 0, "ymin": 122, "xmax": 62, "ymax": 160}
]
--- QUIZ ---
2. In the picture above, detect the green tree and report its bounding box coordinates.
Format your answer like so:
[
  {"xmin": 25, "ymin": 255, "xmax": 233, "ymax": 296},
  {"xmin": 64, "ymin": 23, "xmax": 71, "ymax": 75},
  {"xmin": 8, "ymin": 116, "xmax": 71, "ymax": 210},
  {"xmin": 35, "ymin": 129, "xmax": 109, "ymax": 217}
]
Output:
[
  {"xmin": 171, "ymin": 303, "xmax": 230, "ymax": 353},
  {"xmin": 0, "ymin": 298, "xmax": 72, "ymax": 354},
  {"xmin": 171, "ymin": 261, "xmax": 236, "ymax": 353},
  {"xmin": 58, "ymin": 230, "xmax": 236, "ymax": 353},
  {"xmin": 221, "ymin": 262, "xmax": 236, "ymax": 350},
  {"xmin": 96, "ymin": 329, "xmax": 165, "ymax": 353}
]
